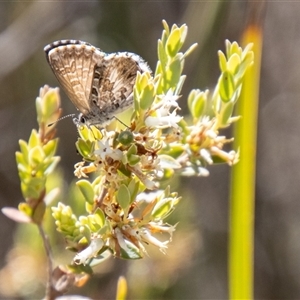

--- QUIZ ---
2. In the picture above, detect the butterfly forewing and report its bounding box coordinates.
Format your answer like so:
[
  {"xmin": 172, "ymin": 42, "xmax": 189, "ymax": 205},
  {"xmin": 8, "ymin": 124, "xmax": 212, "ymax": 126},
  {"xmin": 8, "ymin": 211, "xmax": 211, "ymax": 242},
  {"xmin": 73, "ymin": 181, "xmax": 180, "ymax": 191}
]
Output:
[
  {"xmin": 74, "ymin": 44, "xmax": 105, "ymax": 106},
  {"xmin": 45, "ymin": 40, "xmax": 105, "ymax": 115}
]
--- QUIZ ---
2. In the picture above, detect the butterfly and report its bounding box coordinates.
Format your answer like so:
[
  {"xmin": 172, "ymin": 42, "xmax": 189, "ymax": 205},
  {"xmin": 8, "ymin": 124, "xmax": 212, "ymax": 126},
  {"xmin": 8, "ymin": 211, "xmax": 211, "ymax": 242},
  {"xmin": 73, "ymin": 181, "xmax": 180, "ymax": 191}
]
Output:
[{"xmin": 44, "ymin": 40, "xmax": 151, "ymax": 127}]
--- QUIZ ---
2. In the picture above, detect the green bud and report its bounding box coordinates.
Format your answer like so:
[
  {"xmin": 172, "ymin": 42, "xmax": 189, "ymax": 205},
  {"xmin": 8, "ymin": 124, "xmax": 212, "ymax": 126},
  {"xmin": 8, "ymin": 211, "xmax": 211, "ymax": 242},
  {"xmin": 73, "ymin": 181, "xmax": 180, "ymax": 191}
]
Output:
[{"xmin": 118, "ymin": 130, "xmax": 134, "ymax": 146}]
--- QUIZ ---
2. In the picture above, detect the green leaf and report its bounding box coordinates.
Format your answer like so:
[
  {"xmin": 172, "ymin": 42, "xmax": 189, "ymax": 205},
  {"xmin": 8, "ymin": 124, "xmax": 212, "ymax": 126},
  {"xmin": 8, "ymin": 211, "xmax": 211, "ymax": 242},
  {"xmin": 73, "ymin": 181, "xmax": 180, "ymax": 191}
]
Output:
[
  {"xmin": 90, "ymin": 126, "xmax": 102, "ymax": 140},
  {"xmin": 19, "ymin": 140, "xmax": 29, "ymax": 157},
  {"xmin": 89, "ymin": 249, "xmax": 112, "ymax": 267},
  {"xmin": 163, "ymin": 144, "xmax": 185, "ymax": 158},
  {"xmin": 225, "ymin": 40, "xmax": 232, "ymax": 57},
  {"xmin": 160, "ymin": 168, "xmax": 174, "ymax": 180},
  {"xmin": 166, "ymin": 28, "xmax": 182, "ymax": 57},
  {"xmin": 182, "ymin": 43, "xmax": 198, "ymax": 59},
  {"xmin": 119, "ymin": 239, "xmax": 143, "ymax": 259},
  {"xmin": 43, "ymin": 139, "xmax": 58, "ymax": 157},
  {"xmin": 127, "ymin": 144, "xmax": 137, "ymax": 156},
  {"xmin": 155, "ymin": 61, "xmax": 163, "ymax": 77},
  {"xmin": 67, "ymin": 262, "xmax": 94, "ymax": 275},
  {"xmin": 28, "ymin": 129, "xmax": 39, "ymax": 148},
  {"xmin": 175, "ymin": 75, "xmax": 186, "ymax": 95},
  {"xmin": 76, "ymin": 180, "xmax": 95, "ymax": 205},
  {"xmin": 21, "ymin": 177, "xmax": 46, "ymax": 199},
  {"xmin": 94, "ymin": 208, "xmax": 106, "ymax": 228},
  {"xmin": 152, "ymin": 197, "xmax": 173, "ymax": 219},
  {"xmin": 133, "ymin": 86, "xmax": 140, "ymax": 112},
  {"xmin": 127, "ymin": 179, "xmax": 139, "ymax": 203},
  {"xmin": 32, "ymin": 200, "xmax": 46, "ymax": 224},
  {"xmin": 87, "ymin": 215, "xmax": 102, "ymax": 232},
  {"xmin": 15, "ymin": 151, "xmax": 27, "ymax": 167},
  {"xmin": 78, "ymin": 226, "xmax": 91, "ymax": 243},
  {"xmin": 159, "ymin": 154, "xmax": 181, "ymax": 169},
  {"xmin": 140, "ymin": 84, "xmax": 155, "ymax": 110},
  {"xmin": 230, "ymin": 41, "xmax": 241, "ymax": 57},
  {"xmin": 118, "ymin": 163, "xmax": 131, "ymax": 177},
  {"xmin": 43, "ymin": 89, "xmax": 60, "ymax": 118},
  {"xmin": 166, "ymin": 58, "xmax": 182, "ymax": 89},
  {"xmin": 128, "ymin": 154, "xmax": 140, "ymax": 166},
  {"xmin": 29, "ymin": 146, "xmax": 44, "ymax": 165},
  {"xmin": 191, "ymin": 90, "xmax": 207, "ymax": 119},
  {"xmin": 43, "ymin": 156, "xmax": 60, "ymax": 175},
  {"xmin": 220, "ymin": 101, "xmax": 235, "ymax": 127},
  {"xmin": 237, "ymin": 51, "xmax": 254, "ymax": 79},
  {"xmin": 179, "ymin": 24, "xmax": 188, "ymax": 44},
  {"xmin": 218, "ymin": 50, "xmax": 227, "ymax": 72},
  {"xmin": 227, "ymin": 53, "xmax": 241, "ymax": 75},
  {"xmin": 18, "ymin": 202, "xmax": 33, "ymax": 218},
  {"xmin": 158, "ymin": 39, "xmax": 167, "ymax": 66},
  {"xmin": 76, "ymin": 139, "xmax": 95, "ymax": 160},
  {"xmin": 116, "ymin": 184, "xmax": 131, "ymax": 210},
  {"xmin": 36, "ymin": 96, "xmax": 43, "ymax": 124},
  {"xmin": 187, "ymin": 89, "xmax": 197, "ymax": 112},
  {"xmin": 137, "ymin": 72, "xmax": 149, "ymax": 92},
  {"xmin": 77, "ymin": 125, "xmax": 101, "ymax": 142},
  {"xmin": 219, "ymin": 71, "xmax": 235, "ymax": 102},
  {"xmin": 162, "ymin": 19, "xmax": 170, "ymax": 37}
]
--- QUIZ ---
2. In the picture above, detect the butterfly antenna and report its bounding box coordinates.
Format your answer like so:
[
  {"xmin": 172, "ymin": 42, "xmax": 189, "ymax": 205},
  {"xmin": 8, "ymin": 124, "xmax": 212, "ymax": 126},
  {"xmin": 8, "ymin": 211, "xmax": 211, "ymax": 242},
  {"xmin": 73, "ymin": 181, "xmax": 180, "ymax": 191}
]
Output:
[
  {"xmin": 48, "ymin": 114, "xmax": 76, "ymax": 127},
  {"xmin": 113, "ymin": 116, "xmax": 130, "ymax": 129}
]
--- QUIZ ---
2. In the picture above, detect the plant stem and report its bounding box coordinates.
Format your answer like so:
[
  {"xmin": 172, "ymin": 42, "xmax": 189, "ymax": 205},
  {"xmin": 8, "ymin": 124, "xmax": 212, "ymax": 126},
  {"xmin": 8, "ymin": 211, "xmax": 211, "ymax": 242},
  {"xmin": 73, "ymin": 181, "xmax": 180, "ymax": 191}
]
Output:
[
  {"xmin": 229, "ymin": 4, "xmax": 265, "ymax": 299},
  {"xmin": 38, "ymin": 224, "xmax": 54, "ymax": 300}
]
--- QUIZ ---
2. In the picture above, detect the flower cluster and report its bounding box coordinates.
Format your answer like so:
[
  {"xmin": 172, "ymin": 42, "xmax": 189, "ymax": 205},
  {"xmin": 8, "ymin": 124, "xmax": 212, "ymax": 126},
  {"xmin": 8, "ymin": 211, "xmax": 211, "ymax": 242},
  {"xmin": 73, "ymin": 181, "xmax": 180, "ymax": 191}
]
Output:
[{"xmin": 52, "ymin": 21, "xmax": 253, "ymax": 267}]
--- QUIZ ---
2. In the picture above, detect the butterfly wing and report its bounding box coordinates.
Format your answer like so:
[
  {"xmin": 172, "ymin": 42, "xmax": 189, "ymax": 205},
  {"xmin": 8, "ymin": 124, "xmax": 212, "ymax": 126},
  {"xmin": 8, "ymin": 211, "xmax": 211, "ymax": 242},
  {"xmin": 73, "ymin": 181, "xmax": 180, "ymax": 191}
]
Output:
[
  {"xmin": 90, "ymin": 52, "xmax": 151, "ymax": 115},
  {"xmin": 44, "ymin": 40, "xmax": 105, "ymax": 115}
]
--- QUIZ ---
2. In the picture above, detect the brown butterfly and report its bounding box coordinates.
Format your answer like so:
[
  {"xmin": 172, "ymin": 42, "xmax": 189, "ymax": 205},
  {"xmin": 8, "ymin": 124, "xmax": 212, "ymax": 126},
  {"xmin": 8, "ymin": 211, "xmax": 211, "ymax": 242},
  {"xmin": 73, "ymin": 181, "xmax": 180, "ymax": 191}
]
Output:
[{"xmin": 44, "ymin": 40, "xmax": 151, "ymax": 127}]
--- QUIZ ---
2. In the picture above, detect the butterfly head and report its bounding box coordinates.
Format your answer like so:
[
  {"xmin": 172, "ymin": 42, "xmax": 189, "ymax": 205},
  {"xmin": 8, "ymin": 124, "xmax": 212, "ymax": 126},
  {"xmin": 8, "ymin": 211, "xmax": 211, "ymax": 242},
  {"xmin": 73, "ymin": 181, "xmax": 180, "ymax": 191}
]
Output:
[{"xmin": 72, "ymin": 112, "xmax": 114, "ymax": 128}]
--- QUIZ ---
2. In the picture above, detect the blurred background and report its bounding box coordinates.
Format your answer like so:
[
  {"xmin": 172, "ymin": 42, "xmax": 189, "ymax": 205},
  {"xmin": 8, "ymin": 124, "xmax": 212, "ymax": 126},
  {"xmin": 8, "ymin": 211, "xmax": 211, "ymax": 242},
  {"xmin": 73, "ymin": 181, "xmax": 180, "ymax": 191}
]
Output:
[{"xmin": 0, "ymin": 1, "xmax": 299, "ymax": 299}]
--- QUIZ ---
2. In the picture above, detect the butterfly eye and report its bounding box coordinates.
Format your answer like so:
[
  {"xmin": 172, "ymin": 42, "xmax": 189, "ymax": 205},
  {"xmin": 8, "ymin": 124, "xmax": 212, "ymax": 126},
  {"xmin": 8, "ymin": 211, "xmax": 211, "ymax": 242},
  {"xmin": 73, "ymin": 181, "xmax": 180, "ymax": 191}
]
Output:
[{"xmin": 80, "ymin": 115, "xmax": 86, "ymax": 124}]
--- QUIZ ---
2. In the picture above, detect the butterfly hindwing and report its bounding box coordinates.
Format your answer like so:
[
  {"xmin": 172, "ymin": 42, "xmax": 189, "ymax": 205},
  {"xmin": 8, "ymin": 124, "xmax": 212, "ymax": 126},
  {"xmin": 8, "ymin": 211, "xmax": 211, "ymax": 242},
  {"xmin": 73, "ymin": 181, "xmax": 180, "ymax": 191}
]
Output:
[{"xmin": 92, "ymin": 53, "xmax": 139, "ymax": 113}]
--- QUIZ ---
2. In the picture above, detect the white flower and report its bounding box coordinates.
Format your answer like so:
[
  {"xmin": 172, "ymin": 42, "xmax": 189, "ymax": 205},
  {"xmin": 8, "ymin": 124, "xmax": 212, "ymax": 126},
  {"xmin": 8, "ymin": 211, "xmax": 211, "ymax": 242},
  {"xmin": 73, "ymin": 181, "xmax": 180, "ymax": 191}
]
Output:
[
  {"xmin": 74, "ymin": 161, "xmax": 92, "ymax": 178},
  {"xmin": 145, "ymin": 111, "xmax": 182, "ymax": 129},
  {"xmin": 200, "ymin": 148, "xmax": 213, "ymax": 164},
  {"xmin": 73, "ymin": 238, "xmax": 104, "ymax": 265},
  {"xmin": 140, "ymin": 155, "xmax": 163, "ymax": 175},
  {"xmin": 139, "ymin": 228, "xmax": 169, "ymax": 253},
  {"xmin": 94, "ymin": 139, "xmax": 122, "ymax": 161},
  {"xmin": 136, "ymin": 190, "xmax": 163, "ymax": 203},
  {"xmin": 120, "ymin": 225, "xmax": 147, "ymax": 254},
  {"xmin": 121, "ymin": 224, "xmax": 173, "ymax": 255},
  {"xmin": 157, "ymin": 90, "xmax": 180, "ymax": 116},
  {"xmin": 210, "ymin": 146, "xmax": 239, "ymax": 165},
  {"xmin": 147, "ymin": 222, "xmax": 177, "ymax": 236},
  {"xmin": 115, "ymin": 227, "xmax": 130, "ymax": 251},
  {"xmin": 205, "ymin": 129, "xmax": 217, "ymax": 139}
]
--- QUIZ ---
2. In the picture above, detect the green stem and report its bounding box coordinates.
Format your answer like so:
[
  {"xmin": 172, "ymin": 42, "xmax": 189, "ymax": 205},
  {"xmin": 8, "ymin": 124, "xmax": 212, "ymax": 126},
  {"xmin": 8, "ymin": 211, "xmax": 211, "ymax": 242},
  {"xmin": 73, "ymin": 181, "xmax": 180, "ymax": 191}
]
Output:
[{"xmin": 229, "ymin": 16, "xmax": 263, "ymax": 300}]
